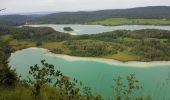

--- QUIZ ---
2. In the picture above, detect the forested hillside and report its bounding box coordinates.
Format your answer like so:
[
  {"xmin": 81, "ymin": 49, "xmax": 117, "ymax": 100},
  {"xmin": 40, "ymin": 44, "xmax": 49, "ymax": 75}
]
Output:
[
  {"xmin": 1, "ymin": 6, "xmax": 170, "ymax": 25},
  {"xmin": 0, "ymin": 15, "xmax": 40, "ymax": 25},
  {"xmin": 30, "ymin": 6, "xmax": 170, "ymax": 24},
  {"xmin": 0, "ymin": 25, "xmax": 170, "ymax": 62}
]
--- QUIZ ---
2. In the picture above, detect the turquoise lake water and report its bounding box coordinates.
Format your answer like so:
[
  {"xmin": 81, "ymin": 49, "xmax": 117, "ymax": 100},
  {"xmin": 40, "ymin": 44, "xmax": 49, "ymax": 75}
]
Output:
[
  {"xmin": 9, "ymin": 48, "xmax": 170, "ymax": 100},
  {"xmin": 26, "ymin": 24, "xmax": 170, "ymax": 35}
]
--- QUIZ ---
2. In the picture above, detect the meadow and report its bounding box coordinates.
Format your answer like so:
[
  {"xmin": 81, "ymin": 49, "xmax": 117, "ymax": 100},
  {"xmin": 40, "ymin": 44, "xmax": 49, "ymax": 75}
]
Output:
[{"xmin": 91, "ymin": 18, "xmax": 170, "ymax": 26}]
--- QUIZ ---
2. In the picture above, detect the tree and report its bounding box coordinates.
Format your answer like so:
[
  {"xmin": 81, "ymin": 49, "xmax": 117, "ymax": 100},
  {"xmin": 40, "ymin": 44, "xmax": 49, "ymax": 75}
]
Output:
[
  {"xmin": 36, "ymin": 41, "xmax": 42, "ymax": 46},
  {"xmin": 27, "ymin": 60, "xmax": 57, "ymax": 98},
  {"xmin": 113, "ymin": 74, "xmax": 151, "ymax": 100},
  {"xmin": 27, "ymin": 60, "xmax": 102, "ymax": 100},
  {"xmin": 0, "ymin": 40, "xmax": 18, "ymax": 87}
]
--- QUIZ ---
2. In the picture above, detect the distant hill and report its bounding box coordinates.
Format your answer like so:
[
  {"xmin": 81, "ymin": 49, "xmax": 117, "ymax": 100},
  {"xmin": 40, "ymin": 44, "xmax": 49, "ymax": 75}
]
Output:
[
  {"xmin": 0, "ymin": 15, "xmax": 40, "ymax": 25},
  {"xmin": 18, "ymin": 11, "xmax": 58, "ymax": 15},
  {"xmin": 1, "ymin": 6, "xmax": 170, "ymax": 25},
  {"xmin": 30, "ymin": 6, "xmax": 170, "ymax": 24}
]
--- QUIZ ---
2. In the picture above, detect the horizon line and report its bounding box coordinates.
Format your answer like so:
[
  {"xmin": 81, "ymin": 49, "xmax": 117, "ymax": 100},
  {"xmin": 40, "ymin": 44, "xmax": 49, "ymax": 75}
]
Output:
[{"xmin": 1, "ymin": 5, "xmax": 170, "ymax": 16}]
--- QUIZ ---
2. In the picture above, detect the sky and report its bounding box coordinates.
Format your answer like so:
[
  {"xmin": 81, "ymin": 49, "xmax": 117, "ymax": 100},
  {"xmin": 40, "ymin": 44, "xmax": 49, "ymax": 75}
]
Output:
[{"xmin": 0, "ymin": 0, "xmax": 170, "ymax": 14}]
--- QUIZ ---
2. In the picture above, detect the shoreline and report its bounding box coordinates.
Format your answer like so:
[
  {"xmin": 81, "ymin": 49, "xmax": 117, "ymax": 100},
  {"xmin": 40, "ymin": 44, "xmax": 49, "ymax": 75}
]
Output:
[
  {"xmin": 25, "ymin": 23, "xmax": 170, "ymax": 26},
  {"xmin": 11, "ymin": 47, "xmax": 170, "ymax": 68}
]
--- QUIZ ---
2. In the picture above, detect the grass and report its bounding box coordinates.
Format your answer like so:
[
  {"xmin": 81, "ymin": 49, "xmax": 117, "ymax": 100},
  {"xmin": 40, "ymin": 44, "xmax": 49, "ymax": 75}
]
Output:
[
  {"xmin": 0, "ymin": 86, "xmax": 63, "ymax": 100},
  {"xmin": 122, "ymin": 37, "xmax": 140, "ymax": 42},
  {"xmin": 40, "ymin": 41, "xmax": 138, "ymax": 62},
  {"xmin": 0, "ymin": 35, "xmax": 13, "ymax": 41},
  {"xmin": 41, "ymin": 42, "xmax": 71, "ymax": 54},
  {"xmin": 91, "ymin": 18, "xmax": 170, "ymax": 26},
  {"xmin": 41, "ymin": 42, "xmax": 63, "ymax": 49},
  {"xmin": 8, "ymin": 40, "xmax": 139, "ymax": 62},
  {"xmin": 9, "ymin": 40, "xmax": 36, "ymax": 51},
  {"xmin": 0, "ymin": 86, "xmax": 33, "ymax": 100},
  {"xmin": 104, "ymin": 52, "xmax": 138, "ymax": 62}
]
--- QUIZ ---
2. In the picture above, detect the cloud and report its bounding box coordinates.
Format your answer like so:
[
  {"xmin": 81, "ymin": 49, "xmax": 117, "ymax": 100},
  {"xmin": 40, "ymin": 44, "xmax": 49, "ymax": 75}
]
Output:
[{"xmin": 0, "ymin": 0, "xmax": 170, "ymax": 14}]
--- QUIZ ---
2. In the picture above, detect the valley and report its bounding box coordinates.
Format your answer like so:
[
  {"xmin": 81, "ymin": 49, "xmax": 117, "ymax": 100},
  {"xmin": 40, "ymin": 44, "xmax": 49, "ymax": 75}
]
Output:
[{"xmin": 0, "ymin": 5, "xmax": 170, "ymax": 100}]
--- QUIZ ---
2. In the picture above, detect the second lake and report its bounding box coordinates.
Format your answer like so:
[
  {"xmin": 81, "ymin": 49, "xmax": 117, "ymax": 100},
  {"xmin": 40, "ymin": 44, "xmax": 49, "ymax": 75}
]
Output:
[{"xmin": 25, "ymin": 24, "xmax": 170, "ymax": 35}]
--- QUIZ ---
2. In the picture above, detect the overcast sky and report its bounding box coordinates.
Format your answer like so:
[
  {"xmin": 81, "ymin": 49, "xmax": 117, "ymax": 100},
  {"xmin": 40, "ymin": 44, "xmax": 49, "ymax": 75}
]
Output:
[{"xmin": 0, "ymin": 0, "xmax": 170, "ymax": 14}]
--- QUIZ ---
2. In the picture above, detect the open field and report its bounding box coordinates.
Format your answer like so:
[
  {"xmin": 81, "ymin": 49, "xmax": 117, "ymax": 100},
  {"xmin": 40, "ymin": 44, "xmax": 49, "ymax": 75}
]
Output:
[
  {"xmin": 91, "ymin": 18, "xmax": 170, "ymax": 26},
  {"xmin": 103, "ymin": 52, "xmax": 138, "ymax": 62},
  {"xmin": 41, "ymin": 42, "xmax": 63, "ymax": 49},
  {"xmin": 9, "ymin": 40, "xmax": 36, "ymax": 50},
  {"xmin": 0, "ymin": 86, "xmax": 69, "ymax": 100}
]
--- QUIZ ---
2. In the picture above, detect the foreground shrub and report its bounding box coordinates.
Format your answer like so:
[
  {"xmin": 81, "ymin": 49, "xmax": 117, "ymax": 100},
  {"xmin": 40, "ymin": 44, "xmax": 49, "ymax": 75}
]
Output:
[
  {"xmin": 113, "ymin": 74, "xmax": 151, "ymax": 100},
  {"xmin": 27, "ymin": 60, "xmax": 102, "ymax": 100}
]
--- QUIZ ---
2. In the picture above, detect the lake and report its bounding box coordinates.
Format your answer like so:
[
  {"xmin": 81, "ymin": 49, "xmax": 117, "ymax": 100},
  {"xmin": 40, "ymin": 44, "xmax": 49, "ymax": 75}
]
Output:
[
  {"xmin": 25, "ymin": 24, "xmax": 170, "ymax": 35},
  {"xmin": 9, "ymin": 48, "xmax": 170, "ymax": 100}
]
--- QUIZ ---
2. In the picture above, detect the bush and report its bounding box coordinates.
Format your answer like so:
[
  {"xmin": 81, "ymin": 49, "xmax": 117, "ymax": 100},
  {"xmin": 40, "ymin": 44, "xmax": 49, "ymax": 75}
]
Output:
[
  {"xmin": 36, "ymin": 41, "xmax": 42, "ymax": 46},
  {"xmin": 27, "ymin": 60, "xmax": 102, "ymax": 100},
  {"xmin": 113, "ymin": 74, "xmax": 151, "ymax": 100}
]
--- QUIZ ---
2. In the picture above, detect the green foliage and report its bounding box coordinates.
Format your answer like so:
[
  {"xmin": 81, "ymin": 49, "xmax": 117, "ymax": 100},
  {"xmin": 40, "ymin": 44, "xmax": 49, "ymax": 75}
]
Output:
[
  {"xmin": 29, "ymin": 6, "xmax": 170, "ymax": 24},
  {"xmin": 0, "ymin": 15, "xmax": 39, "ymax": 25},
  {"xmin": 64, "ymin": 40, "xmax": 124, "ymax": 57},
  {"xmin": 0, "ymin": 40, "xmax": 18, "ymax": 87},
  {"xmin": 12, "ymin": 26, "xmax": 71, "ymax": 42},
  {"xmin": 36, "ymin": 41, "xmax": 42, "ymax": 46},
  {"xmin": 130, "ymin": 39, "xmax": 170, "ymax": 61},
  {"xmin": 1, "ymin": 25, "xmax": 170, "ymax": 62},
  {"xmin": 27, "ymin": 60, "xmax": 102, "ymax": 100},
  {"xmin": 128, "ymin": 29, "xmax": 170, "ymax": 39},
  {"xmin": 28, "ymin": 60, "xmax": 56, "ymax": 98},
  {"xmin": 0, "ymin": 67, "xmax": 18, "ymax": 87},
  {"xmin": 70, "ymin": 29, "xmax": 170, "ymax": 61}
]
